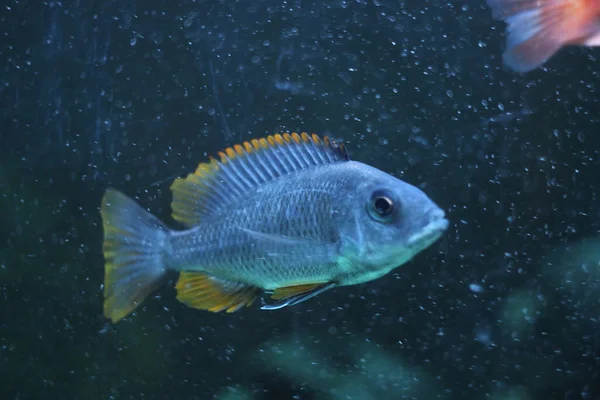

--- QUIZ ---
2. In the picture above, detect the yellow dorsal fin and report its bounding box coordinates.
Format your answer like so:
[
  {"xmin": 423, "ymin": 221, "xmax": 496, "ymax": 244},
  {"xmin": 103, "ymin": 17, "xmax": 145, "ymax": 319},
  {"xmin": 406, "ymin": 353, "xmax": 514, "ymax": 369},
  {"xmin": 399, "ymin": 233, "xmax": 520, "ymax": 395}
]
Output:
[
  {"xmin": 170, "ymin": 132, "xmax": 349, "ymax": 227},
  {"xmin": 175, "ymin": 272, "xmax": 261, "ymax": 313}
]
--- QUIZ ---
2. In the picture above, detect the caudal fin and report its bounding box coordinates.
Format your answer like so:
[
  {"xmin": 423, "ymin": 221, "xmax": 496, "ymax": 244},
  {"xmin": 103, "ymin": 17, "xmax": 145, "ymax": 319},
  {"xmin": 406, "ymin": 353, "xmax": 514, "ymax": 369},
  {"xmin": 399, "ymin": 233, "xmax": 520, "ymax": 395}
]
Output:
[
  {"xmin": 101, "ymin": 189, "xmax": 170, "ymax": 323},
  {"xmin": 486, "ymin": 0, "xmax": 590, "ymax": 73}
]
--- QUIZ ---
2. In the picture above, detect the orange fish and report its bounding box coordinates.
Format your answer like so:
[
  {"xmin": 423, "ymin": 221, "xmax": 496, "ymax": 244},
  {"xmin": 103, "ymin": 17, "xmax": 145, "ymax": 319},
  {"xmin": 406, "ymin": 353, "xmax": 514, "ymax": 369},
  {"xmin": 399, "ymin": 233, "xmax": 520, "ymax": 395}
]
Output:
[{"xmin": 486, "ymin": 0, "xmax": 600, "ymax": 72}]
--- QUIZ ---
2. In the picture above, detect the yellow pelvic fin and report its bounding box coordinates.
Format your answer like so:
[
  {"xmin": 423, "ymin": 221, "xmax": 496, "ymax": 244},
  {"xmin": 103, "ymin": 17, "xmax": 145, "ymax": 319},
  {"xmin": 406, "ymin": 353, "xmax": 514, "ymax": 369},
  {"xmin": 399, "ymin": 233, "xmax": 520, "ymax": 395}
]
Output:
[
  {"xmin": 271, "ymin": 282, "xmax": 330, "ymax": 300},
  {"xmin": 175, "ymin": 272, "xmax": 261, "ymax": 313},
  {"xmin": 169, "ymin": 132, "xmax": 350, "ymax": 228},
  {"xmin": 262, "ymin": 282, "xmax": 337, "ymax": 310}
]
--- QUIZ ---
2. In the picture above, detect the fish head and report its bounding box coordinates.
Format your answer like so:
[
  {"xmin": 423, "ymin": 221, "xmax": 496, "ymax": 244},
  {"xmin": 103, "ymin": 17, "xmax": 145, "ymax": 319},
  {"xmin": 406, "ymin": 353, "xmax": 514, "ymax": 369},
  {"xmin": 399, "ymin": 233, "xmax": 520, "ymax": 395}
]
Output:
[{"xmin": 338, "ymin": 162, "xmax": 449, "ymax": 276}]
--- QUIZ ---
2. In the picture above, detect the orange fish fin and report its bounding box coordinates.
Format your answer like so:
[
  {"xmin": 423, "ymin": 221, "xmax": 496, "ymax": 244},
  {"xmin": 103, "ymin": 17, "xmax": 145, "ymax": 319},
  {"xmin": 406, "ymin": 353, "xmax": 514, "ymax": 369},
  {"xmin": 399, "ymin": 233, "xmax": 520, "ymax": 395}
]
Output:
[
  {"xmin": 169, "ymin": 157, "xmax": 221, "ymax": 227},
  {"xmin": 101, "ymin": 189, "xmax": 170, "ymax": 323},
  {"xmin": 170, "ymin": 133, "xmax": 349, "ymax": 228},
  {"xmin": 270, "ymin": 283, "xmax": 326, "ymax": 300},
  {"xmin": 175, "ymin": 272, "xmax": 261, "ymax": 313},
  {"xmin": 486, "ymin": 0, "xmax": 597, "ymax": 72},
  {"xmin": 262, "ymin": 282, "xmax": 337, "ymax": 310}
]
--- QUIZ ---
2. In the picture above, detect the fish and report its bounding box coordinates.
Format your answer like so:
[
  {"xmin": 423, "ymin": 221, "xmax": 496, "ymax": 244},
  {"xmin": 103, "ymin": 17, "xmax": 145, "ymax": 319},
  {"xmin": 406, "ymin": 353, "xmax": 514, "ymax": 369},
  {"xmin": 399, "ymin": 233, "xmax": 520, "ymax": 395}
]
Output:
[
  {"xmin": 486, "ymin": 0, "xmax": 600, "ymax": 73},
  {"xmin": 100, "ymin": 132, "xmax": 449, "ymax": 323}
]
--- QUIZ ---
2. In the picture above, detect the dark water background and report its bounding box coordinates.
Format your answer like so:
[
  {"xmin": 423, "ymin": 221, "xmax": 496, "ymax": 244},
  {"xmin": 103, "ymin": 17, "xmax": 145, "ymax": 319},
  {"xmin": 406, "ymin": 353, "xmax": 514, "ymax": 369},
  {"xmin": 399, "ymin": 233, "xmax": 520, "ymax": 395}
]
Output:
[{"xmin": 1, "ymin": 0, "xmax": 600, "ymax": 399}]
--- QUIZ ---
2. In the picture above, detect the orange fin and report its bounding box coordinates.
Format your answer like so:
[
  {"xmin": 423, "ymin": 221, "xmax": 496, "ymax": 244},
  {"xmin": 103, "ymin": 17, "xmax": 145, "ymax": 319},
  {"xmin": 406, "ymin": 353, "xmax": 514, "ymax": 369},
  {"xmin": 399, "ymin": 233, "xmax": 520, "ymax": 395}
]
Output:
[
  {"xmin": 101, "ymin": 189, "xmax": 170, "ymax": 323},
  {"xmin": 262, "ymin": 282, "xmax": 337, "ymax": 310},
  {"xmin": 486, "ymin": 0, "xmax": 595, "ymax": 72},
  {"xmin": 170, "ymin": 133, "xmax": 349, "ymax": 228},
  {"xmin": 175, "ymin": 272, "xmax": 261, "ymax": 313}
]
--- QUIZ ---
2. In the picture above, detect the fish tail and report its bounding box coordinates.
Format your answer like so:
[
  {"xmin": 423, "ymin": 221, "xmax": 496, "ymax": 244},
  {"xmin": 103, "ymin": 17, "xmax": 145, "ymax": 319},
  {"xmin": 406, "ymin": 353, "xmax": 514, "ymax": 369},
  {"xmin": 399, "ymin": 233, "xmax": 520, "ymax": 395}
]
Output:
[
  {"xmin": 101, "ymin": 188, "xmax": 170, "ymax": 323},
  {"xmin": 486, "ymin": 0, "xmax": 594, "ymax": 73}
]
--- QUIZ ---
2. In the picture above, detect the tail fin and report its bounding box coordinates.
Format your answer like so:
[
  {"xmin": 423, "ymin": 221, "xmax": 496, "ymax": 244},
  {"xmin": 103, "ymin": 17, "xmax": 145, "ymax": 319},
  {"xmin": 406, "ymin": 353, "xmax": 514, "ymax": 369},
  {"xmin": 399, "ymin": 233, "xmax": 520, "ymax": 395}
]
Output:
[
  {"xmin": 101, "ymin": 188, "xmax": 170, "ymax": 323},
  {"xmin": 486, "ymin": 0, "xmax": 591, "ymax": 72}
]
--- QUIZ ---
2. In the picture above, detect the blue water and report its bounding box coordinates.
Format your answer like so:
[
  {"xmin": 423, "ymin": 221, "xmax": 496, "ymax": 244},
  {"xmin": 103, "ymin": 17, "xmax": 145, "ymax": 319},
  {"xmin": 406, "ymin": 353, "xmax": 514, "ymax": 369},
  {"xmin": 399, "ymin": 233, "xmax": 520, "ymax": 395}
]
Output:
[{"xmin": 1, "ymin": 0, "xmax": 599, "ymax": 399}]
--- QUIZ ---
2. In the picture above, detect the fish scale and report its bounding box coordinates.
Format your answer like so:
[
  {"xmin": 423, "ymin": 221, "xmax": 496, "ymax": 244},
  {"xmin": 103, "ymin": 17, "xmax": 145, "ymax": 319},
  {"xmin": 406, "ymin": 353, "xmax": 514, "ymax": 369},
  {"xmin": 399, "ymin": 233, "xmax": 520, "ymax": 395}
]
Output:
[
  {"xmin": 100, "ymin": 132, "xmax": 448, "ymax": 323},
  {"xmin": 168, "ymin": 168, "xmax": 343, "ymax": 287}
]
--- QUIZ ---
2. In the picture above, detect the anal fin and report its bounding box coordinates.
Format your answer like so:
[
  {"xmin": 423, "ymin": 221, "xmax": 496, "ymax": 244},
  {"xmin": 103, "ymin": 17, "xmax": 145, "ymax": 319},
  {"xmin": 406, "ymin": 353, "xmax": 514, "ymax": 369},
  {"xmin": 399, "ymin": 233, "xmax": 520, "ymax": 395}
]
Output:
[
  {"xmin": 261, "ymin": 282, "xmax": 337, "ymax": 310},
  {"xmin": 175, "ymin": 272, "xmax": 261, "ymax": 313}
]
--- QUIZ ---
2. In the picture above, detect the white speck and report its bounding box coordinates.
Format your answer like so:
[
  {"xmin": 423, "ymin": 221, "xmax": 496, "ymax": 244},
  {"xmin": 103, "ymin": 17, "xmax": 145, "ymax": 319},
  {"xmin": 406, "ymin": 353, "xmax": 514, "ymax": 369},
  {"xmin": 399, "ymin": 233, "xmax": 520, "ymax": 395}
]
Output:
[
  {"xmin": 475, "ymin": 328, "xmax": 493, "ymax": 345},
  {"xmin": 469, "ymin": 283, "xmax": 484, "ymax": 293}
]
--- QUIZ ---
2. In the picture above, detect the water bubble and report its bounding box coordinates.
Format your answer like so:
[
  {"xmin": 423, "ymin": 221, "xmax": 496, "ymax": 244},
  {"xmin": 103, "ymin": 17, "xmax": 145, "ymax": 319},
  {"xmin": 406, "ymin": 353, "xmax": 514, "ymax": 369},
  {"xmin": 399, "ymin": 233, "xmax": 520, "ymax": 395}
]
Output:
[{"xmin": 469, "ymin": 283, "xmax": 484, "ymax": 293}]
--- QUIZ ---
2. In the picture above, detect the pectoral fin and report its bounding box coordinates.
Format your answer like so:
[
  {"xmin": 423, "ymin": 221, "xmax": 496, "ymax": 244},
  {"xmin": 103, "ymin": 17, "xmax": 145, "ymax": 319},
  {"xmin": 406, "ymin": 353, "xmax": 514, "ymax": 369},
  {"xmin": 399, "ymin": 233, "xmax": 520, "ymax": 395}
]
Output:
[
  {"xmin": 236, "ymin": 227, "xmax": 338, "ymax": 261},
  {"xmin": 237, "ymin": 227, "xmax": 308, "ymax": 246},
  {"xmin": 175, "ymin": 272, "xmax": 261, "ymax": 313},
  {"xmin": 261, "ymin": 282, "xmax": 337, "ymax": 310}
]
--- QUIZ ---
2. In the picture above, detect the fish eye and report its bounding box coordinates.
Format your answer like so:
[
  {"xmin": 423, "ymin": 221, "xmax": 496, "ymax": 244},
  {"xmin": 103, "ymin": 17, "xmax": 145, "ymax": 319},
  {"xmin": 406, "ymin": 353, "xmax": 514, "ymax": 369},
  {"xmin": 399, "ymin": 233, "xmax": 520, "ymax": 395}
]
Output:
[
  {"xmin": 374, "ymin": 196, "xmax": 393, "ymax": 215},
  {"xmin": 367, "ymin": 190, "xmax": 395, "ymax": 222}
]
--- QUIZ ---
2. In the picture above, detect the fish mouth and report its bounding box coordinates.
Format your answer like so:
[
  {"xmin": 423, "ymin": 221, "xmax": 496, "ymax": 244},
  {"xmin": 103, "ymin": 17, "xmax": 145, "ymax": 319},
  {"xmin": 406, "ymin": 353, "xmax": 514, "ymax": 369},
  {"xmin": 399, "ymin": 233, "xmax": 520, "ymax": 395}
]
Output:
[{"xmin": 407, "ymin": 213, "xmax": 449, "ymax": 248}]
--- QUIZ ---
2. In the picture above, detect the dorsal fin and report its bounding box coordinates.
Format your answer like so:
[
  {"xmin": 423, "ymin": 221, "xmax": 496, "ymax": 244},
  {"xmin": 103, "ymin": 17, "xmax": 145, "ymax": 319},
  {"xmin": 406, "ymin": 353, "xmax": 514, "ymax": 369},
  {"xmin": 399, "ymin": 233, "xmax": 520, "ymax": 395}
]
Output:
[{"xmin": 170, "ymin": 132, "xmax": 349, "ymax": 227}]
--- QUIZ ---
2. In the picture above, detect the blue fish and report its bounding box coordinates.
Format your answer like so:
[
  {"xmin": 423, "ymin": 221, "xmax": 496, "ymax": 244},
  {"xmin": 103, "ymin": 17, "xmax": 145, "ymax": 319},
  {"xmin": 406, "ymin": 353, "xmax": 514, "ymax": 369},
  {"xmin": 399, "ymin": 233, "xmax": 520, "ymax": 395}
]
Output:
[{"xmin": 101, "ymin": 133, "xmax": 448, "ymax": 323}]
